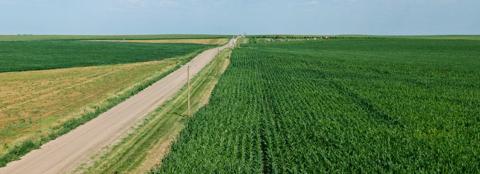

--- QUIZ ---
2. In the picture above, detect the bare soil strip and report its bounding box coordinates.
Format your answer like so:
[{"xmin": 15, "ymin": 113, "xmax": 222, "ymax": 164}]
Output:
[{"xmin": 0, "ymin": 38, "xmax": 237, "ymax": 174}]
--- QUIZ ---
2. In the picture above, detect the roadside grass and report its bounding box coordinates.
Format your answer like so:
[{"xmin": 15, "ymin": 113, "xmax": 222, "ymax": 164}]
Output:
[
  {"xmin": 0, "ymin": 51, "xmax": 203, "ymax": 167},
  {"xmin": 89, "ymin": 38, "xmax": 230, "ymax": 45},
  {"xmin": 0, "ymin": 40, "xmax": 211, "ymax": 73},
  {"xmin": 76, "ymin": 48, "xmax": 232, "ymax": 174}
]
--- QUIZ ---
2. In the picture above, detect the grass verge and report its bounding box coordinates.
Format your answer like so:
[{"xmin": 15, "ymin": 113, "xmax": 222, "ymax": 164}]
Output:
[{"xmin": 76, "ymin": 48, "xmax": 232, "ymax": 174}]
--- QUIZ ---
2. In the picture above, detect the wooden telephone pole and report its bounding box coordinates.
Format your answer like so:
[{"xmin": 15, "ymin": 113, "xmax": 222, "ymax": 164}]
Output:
[{"xmin": 187, "ymin": 65, "xmax": 191, "ymax": 117}]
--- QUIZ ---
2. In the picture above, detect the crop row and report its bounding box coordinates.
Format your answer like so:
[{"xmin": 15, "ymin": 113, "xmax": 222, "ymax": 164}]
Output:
[
  {"xmin": 0, "ymin": 40, "xmax": 211, "ymax": 72},
  {"xmin": 155, "ymin": 38, "xmax": 480, "ymax": 173}
]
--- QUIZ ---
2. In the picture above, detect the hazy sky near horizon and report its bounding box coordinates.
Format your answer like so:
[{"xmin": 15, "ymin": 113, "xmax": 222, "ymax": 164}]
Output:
[{"xmin": 0, "ymin": 0, "xmax": 479, "ymax": 35}]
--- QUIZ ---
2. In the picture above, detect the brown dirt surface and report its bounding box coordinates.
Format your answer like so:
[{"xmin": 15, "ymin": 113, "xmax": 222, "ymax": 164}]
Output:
[{"xmin": 0, "ymin": 60, "xmax": 178, "ymax": 154}]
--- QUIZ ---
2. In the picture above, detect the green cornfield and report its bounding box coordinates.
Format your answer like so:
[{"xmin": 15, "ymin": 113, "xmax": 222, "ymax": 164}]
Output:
[
  {"xmin": 0, "ymin": 40, "xmax": 211, "ymax": 72},
  {"xmin": 155, "ymin": 37, "xmax": 480, "ymax": 173}
]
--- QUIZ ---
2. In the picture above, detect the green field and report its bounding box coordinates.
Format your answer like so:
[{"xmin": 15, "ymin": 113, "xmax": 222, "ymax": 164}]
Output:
[
  {"xmin": 156, "ymin": 37, "xmax": 480, "ymax": 173},
  {"xmin": 0, "ymin": 40, "xmax": 211, "ymax": 72},
  {"xmin": 250, "ymin": 34, "xmax": 480, "ymax": 41},
  {"xmin": 0, "ymin": 34, "xmax": 229, "ymax": 41},
  {"xmin": 0, "ymin": 35, "xmax": 224, "ymax": 166},
  {"xmin": 390, "ymin": 35, "xmax": 480, "ymax": 41}
]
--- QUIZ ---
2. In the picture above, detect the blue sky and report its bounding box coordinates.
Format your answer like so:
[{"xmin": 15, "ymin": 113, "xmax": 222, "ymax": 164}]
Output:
[{"xmin": 0, "ymin": 0, "xmax": 479, "ymax": 35}]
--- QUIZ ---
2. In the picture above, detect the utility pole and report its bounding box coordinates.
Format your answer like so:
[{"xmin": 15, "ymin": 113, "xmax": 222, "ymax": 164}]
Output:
[{"xmin": 187, "ymin": 65, "xmax": 191, "ymax": 116}]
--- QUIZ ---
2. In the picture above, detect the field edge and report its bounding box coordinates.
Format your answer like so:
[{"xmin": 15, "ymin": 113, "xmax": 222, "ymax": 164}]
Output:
[
  {"xmin": 75, "ymin": 48, "xmax": 233, "ymax": 174},
  {"xmin": 0, "ymin": 49, "xmax": 206, "ymax": 167}
]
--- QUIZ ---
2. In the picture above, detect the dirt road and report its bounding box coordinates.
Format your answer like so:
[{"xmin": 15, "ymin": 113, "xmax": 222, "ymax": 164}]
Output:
[{"xmin": 0, "ymin": 38, "xmax": 237, "ymax": 174}]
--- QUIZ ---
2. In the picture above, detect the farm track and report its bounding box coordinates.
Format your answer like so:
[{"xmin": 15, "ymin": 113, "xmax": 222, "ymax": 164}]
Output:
[
  {"xmin": 77, "ymin": 49, "xmax": 235, "ymax": 173},
  {"xmin": 0, "ymin": 38, "xmax": 237, "ymax": 174}
]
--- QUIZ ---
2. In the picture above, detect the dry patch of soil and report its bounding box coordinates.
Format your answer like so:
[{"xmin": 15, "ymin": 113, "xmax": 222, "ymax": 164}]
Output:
[{"xmin": 0, "ymin": 60, "xmax": 178, "ymax": 154}]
